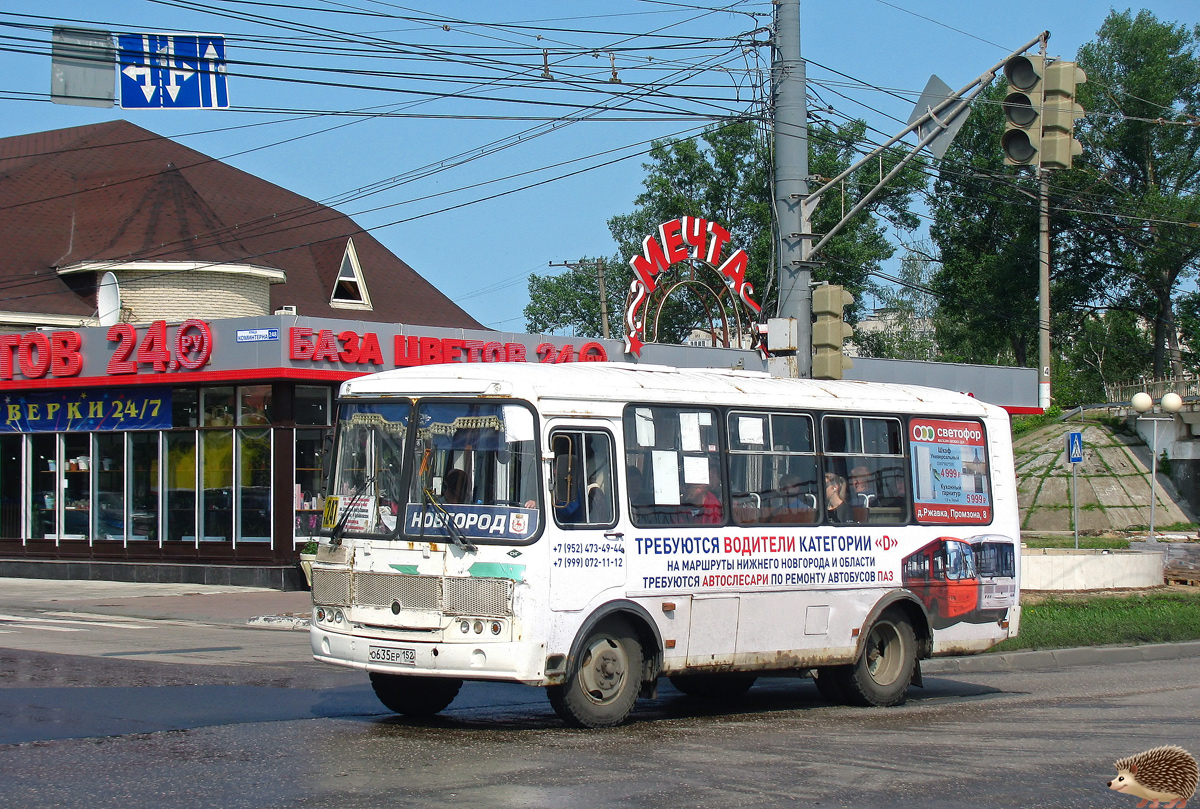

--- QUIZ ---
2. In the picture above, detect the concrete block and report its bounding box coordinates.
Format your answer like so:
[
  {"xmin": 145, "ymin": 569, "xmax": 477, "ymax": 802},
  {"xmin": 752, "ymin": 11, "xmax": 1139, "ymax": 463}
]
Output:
[{"xmin": 1021, "ymin": 548, "xmax": 1163, "ymax": 590}]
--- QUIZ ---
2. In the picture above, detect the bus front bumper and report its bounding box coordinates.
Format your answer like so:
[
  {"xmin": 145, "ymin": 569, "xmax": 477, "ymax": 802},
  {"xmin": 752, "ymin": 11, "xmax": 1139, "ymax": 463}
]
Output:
[{"xmin": 311, "ymin": 627, "xmax": 547, "ymax": 685}]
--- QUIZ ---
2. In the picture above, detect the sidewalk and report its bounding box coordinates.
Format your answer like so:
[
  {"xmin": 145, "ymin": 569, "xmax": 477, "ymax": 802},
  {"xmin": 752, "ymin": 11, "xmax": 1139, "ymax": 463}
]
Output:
[
  {"xmin": 2, "ymin": 576, "xmax": 1199, "ymax": 673},
  {"xmin": 0, "ymin": 577, "xmax": 311, "ymax": 628}
]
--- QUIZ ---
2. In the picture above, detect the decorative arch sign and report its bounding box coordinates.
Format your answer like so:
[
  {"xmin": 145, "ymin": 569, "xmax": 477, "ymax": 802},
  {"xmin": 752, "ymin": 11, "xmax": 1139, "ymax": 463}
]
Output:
[{"xmin": 623, "ymin": 216, "xmax": 762, "ymax": 356}]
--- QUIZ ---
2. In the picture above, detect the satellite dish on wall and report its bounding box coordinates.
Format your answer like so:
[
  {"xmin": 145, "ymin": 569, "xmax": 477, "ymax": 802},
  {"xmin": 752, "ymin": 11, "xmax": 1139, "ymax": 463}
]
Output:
[{"xmin": 97, "ymin": 272, "xmax": 122, "ymax": 326}]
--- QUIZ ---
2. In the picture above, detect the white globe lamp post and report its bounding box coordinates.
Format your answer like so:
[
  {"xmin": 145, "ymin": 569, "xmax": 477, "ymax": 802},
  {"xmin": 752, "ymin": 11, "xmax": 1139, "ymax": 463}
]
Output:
[{"xmin": 1133, "ymin": 391, "xmax": 1183, "ymax": 543}]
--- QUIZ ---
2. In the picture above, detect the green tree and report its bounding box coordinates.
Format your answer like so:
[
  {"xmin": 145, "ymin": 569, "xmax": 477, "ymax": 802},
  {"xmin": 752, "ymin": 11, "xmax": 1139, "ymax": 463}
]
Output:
[
  {"xmin": 523, "ymin": 258, "xmax": 622, "ymax": 337},
  {"xmin": 854, "ymin": 248, "xmax": 938, "ymax": 361},
  {"xmin": 1054, "ymin": 309, "xmax": 1153, "ymax": 406},
  {"xmin": 524, "ymin": 118, "xmax": 922, "ymax": 342},
  {"xmin": 928, "ymin": 82, "xmax": 1048, "ymax": 366},
  {"xmin": 1064, "ymin": 10, "xmax": 1200, "ymax": 377}
]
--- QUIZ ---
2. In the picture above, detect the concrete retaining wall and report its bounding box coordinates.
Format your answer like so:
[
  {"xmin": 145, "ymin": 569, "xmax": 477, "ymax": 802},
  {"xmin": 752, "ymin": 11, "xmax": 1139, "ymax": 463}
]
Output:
[{"xmin": 1022, "ymin": 547, "xmax": 1164, "ymax": 590}]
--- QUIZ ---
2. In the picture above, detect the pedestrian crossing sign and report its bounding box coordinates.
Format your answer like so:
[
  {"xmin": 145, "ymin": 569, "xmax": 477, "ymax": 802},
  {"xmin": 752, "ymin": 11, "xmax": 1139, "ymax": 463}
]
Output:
[{"xmin": 1067, "ymin": 431, "xmax": 1084, "ymax": 464}]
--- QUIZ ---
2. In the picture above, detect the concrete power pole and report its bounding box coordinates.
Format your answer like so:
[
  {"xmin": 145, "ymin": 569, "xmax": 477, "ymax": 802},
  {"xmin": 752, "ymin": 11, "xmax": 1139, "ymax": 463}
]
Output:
[{"xmin": 773, "ymin": 0, "xmax": 811, "ymax": 377}]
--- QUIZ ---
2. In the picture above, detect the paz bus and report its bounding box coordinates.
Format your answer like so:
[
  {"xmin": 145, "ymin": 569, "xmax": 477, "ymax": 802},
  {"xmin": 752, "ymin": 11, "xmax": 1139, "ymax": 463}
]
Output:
[
  {"xmin": 901, "ymin": 537, "xmax": 980, "ymax": 629},
  {"xmin": 308, "ymin": 363, "xmax": 1020, "ymax": 727}
]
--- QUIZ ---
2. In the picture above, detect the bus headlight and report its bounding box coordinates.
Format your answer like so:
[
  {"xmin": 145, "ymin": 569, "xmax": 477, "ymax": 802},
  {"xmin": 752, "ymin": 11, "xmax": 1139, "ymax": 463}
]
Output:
[
  {"xmin": 460, "ymin": 620, "xmax": 471, "ymax": 634},
  {"xmin": 491, "ymin": 621, "xmax": 502, "ymax": 635},
  {"xmin": 473, "ymin": 620, "xmax": 484, "ymax": 634}
]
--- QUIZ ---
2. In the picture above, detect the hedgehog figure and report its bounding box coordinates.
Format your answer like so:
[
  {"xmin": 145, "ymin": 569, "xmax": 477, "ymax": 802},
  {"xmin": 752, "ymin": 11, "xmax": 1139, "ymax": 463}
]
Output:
[{"xmin": 1108, "ymin": 746, "xmax": 1199, "ymax": 808}]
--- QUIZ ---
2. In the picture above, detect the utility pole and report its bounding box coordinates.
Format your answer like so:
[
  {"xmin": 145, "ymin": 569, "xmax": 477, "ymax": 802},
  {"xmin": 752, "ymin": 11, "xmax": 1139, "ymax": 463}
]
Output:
[
  {"xmin": 1038, "ymin": 169, "xmax": 1051, "ymax": 411},
  {"xmin": 596, "ymin": 258, "xmax": 611, "ymax": 340},
  {"xmin": 549, "ymin": 259, "xmax": 610, "ymax": 339},
  {"xmin": 773, "ymin": 0, "xmax": 811, "ymax": 377},
  {"xmin": 1037, "ymin": 37, "xmax": 1052, "ymax": 412}
]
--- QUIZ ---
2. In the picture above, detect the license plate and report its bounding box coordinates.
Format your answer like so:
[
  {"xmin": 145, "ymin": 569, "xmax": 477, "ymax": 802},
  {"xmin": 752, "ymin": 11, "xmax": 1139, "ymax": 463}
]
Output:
[{"xmin": 368, "ymin": 645, "xmax": 415, "ymax": 666}]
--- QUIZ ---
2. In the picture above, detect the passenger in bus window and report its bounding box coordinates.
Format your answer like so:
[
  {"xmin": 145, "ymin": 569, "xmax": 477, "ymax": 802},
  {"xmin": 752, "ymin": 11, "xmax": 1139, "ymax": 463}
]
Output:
[
  {"xmin": 824, "ymin": 472, "xmax": 853, "ymax": 523},
  {"xmin": 848, "ymin": 465, "xmax": 877, "ymax": 509},
  {"xmin": 682, "ymin": 480, "xmax": 721, "ymax": 525}
]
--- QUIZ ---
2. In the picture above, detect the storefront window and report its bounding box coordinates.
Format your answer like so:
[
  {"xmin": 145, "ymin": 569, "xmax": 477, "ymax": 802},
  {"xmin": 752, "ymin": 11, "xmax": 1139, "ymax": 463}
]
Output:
[
  {"xmin": 130, "ymin": 432, "xmax": 159, "ymax": 543},
  {"xmin": 202, "ymin": 387, "xmax": 235, "ymax": 428},
  {"xmin": 240, "ymin": 386, "xmax": 272, "ymax": 426},
  {"xmin": 94, "ymin": 432, "xmax": 124, "ymax": 541},
  {"xmin": 61, "ymin": 433, "xmax": 90, "ymax": 541},
  {"xmin": 295, "ymin": 386, "xmax": 331, "ymax": 426},
  {"xmin": 201, "ymin": 429, "xmax": 234, "ymax": 541},
  {"xmin": 239, "ymin": 428, "xmax": 271, "ymax": 542},
  {"xmin": 166, "ymin": 431, "xmax": 196, "ymax": 542},
  {"xmin": 295, "ymin": 429, "xmax": 326, "ymax": 539},
  {"xmin": 0, "ymin": 435, "xmax": 19, "ymax": 539},
  {"xmin": 31, "ymin": 433, "xmax": 56, "ymax": 540},
  {"xmin": 173, "ymin": 388, "xmax": 198, "ymax": 428}
]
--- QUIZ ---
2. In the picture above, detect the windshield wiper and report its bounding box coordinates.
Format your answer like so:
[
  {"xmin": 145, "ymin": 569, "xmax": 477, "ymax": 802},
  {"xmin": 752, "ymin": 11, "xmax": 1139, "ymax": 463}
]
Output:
[
  {"xmin": 330, "ymin": 474, "xmax": 376, "ymax": 548},
  {"xmin": 421, "ymin": 487, "xmax": 477, "ymax": 553}
]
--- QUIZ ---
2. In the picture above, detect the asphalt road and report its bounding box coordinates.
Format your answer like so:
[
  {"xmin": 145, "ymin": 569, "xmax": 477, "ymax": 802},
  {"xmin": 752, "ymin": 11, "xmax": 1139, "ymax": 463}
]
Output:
[{"xmin": 1, "ymin": 579, "xmax": 1198, "ymax": 809}]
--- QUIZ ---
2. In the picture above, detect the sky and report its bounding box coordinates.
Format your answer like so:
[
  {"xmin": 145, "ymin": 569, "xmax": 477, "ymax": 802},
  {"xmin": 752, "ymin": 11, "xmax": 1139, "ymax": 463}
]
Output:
[{"xmin": 0, "ymin": 1, "xmax": 1196, "ymax": 332}]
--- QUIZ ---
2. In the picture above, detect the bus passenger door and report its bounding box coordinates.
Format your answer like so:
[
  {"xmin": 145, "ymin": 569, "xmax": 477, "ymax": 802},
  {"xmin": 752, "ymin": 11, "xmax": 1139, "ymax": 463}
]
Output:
[
  {"xmin": 547, "ymin": 425, "xmax": 626, "ymax": 611},
  {"xmin": 685, "ymin": 595, "xmax": 740, "ymax": 667}
]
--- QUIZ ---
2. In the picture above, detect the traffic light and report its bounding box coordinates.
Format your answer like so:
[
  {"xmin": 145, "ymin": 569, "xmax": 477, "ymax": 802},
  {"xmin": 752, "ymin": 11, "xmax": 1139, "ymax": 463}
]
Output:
[
  {"xmin": 1001, "ymin": 54, "xmax": 1044, "ymax": 166},
  {"xmin": 811, "ymin": 284, "xmax": 854, "ymax": 380},
  {"xmin": 1040, "ymin": 60, "xmax": 1086, "ymax": 169}
]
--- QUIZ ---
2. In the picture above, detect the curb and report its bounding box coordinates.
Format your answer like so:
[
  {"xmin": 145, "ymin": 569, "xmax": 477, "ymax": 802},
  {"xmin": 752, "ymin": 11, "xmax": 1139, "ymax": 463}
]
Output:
[
  {"xmin": 923, "ymin": 639, "xmax": 1200, "ymax": 674},
  {"xmin": 246, "ymin": 615, "xmax": 311, "ymax": 631}
]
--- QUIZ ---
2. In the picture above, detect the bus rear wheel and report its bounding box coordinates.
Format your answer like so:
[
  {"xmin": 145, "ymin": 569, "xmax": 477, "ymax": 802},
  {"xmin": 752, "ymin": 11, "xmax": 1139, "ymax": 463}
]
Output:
[
  {"xmin": 369, "ymin": 672, "xmax": 462, "ymax": 717},
  {"xmin": 840, "ymin": 610, "xmax": 916, "ymax": 707},
  {"xmin": 669, "ymin": 673, "xmax": 757, "ymax": 700},
  {"xmin": 548, "ymin": 618, "xmax": 643, "ymax": 728}
]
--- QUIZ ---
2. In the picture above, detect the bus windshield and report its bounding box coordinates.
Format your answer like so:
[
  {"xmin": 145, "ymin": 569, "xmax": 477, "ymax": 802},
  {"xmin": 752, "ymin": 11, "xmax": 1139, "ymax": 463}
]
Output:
[
  {"xmin": 406, "ymin": 401, "xmax": 541, "ymax": 543},
  {"xmin": 329, "ymin": 400, "xmax": 541, "ymax": 541},
  {"xmin": 329, "ymin": 402, "xmax": 412, "ymax": 537}
]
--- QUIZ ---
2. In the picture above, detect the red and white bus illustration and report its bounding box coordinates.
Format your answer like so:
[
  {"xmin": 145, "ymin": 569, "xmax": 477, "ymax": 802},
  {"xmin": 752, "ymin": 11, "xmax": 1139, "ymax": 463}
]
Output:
[
  {"xmin": 901, "ymin": 537, "xmax": 979, "ymax": 628},
  {"xmin": 968, "ymin": 534, "xmax": 1018, "ymax": 621}
]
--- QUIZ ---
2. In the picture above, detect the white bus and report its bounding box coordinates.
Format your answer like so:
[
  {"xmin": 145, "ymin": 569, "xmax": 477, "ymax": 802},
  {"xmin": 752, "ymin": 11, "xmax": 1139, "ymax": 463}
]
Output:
[{"xmin": 309, "ymin": 363, "xmax": 1020, "ymax": 727}]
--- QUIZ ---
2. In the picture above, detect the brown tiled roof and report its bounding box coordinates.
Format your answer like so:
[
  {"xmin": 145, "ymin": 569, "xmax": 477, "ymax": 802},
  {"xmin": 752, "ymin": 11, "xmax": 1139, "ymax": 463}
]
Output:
[{"xmin": 0, "ymin": 120, "xmax": 482, "ymax": 327}]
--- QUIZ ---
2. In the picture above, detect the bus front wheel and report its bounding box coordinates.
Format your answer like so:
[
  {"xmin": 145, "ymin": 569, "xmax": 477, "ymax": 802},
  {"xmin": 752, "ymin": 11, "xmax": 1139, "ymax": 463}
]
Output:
[
  {"xmin": 548, "ymin": 618, "xmax": 643, "ymax": 728},
  {"xmin": 841, "ymin": 610, "xmax": 917, "ymax": 707},
  {"xmin": 369, "ymin": 672, "xmax": 462, "ymax": 717}
]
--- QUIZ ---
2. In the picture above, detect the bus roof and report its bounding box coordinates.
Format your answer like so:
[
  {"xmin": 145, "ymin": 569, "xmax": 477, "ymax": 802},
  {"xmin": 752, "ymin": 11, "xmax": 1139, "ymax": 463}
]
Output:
[{"xmin": 339, "ymin": 362, "xmax": 1003, "ymax": 419}]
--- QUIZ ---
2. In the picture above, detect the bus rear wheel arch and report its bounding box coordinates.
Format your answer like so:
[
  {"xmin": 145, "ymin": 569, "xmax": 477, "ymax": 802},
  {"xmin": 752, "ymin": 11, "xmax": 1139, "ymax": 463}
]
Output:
[{"xmin": 548, "ymin": 616, "xmax": 644, "ymax": 728}]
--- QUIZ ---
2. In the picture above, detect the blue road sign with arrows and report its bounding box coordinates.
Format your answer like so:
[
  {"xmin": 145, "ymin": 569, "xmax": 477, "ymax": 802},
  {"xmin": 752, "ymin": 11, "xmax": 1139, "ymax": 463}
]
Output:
[
  {"xmin": 1067, "ymin": 431, "xmax": 1084, "ymax": 464},
  {"xmin": 118, "ymin": 34, "xmax": 228, "ymax": 109}
]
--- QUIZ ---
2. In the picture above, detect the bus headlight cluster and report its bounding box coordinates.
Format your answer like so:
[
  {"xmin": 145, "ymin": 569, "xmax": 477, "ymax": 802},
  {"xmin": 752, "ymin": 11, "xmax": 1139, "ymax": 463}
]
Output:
[
  {"xmin": 458, "ymin": 619, "xmax": 504, "ymax": 635},
  {"xmin": 314, "ymin": 607, "xmax": 344, "ymax": 625}
]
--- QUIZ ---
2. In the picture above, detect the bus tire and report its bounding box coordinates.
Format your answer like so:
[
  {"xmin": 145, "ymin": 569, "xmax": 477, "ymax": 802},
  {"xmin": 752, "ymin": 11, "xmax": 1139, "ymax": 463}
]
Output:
[
  {"xmin": 548, "ymin": 618, "xmax": 642, "ymax": 728},
  {"xmin": 669, "ymin": 673, "xmax": 757, "ymax": 700},
  {"xmin": 813, "ymin": 666, "xmax": 853, "ymax": 704},
  {"xmin": 841, "ymin": 610, "xmax": 917, "ymax": 707},
  {"xmin": 369, "ymin": 672, "xmax": 462, "ymax": 717}
]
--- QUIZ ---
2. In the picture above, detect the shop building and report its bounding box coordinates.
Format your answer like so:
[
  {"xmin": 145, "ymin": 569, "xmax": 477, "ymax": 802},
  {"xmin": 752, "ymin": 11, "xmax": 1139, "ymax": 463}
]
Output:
[
  {"xmin": 0, "ymin": 315, "xmax": 674, "ymax": 587},
  {"xmin": 0, "ymin": 121, "xmax": 487, "ymax": 586}
]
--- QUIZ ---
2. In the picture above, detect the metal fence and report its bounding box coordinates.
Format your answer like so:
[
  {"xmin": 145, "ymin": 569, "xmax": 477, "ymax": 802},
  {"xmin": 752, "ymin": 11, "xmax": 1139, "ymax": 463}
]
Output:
[{"xmin": 1105, "ymin": 376, "xmax": 1200, "ymax": 405}]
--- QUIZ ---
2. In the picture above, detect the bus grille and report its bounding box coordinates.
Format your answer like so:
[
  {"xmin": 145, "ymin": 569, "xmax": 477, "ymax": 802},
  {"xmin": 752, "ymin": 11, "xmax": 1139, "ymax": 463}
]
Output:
[
  {"xmin": 312, "ymin": 568, "xmax": 351, "ymax": 606},
  {"xmin": 315, "ymin": 570, "xmax": 513, "ymax": 618}
]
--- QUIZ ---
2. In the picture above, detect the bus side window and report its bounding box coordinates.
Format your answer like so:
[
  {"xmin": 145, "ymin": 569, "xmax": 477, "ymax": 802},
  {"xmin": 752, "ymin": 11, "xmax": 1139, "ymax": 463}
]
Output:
[{"xmin": 551, "ymin": 430, "xmax": 615, "ymax": 528}]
